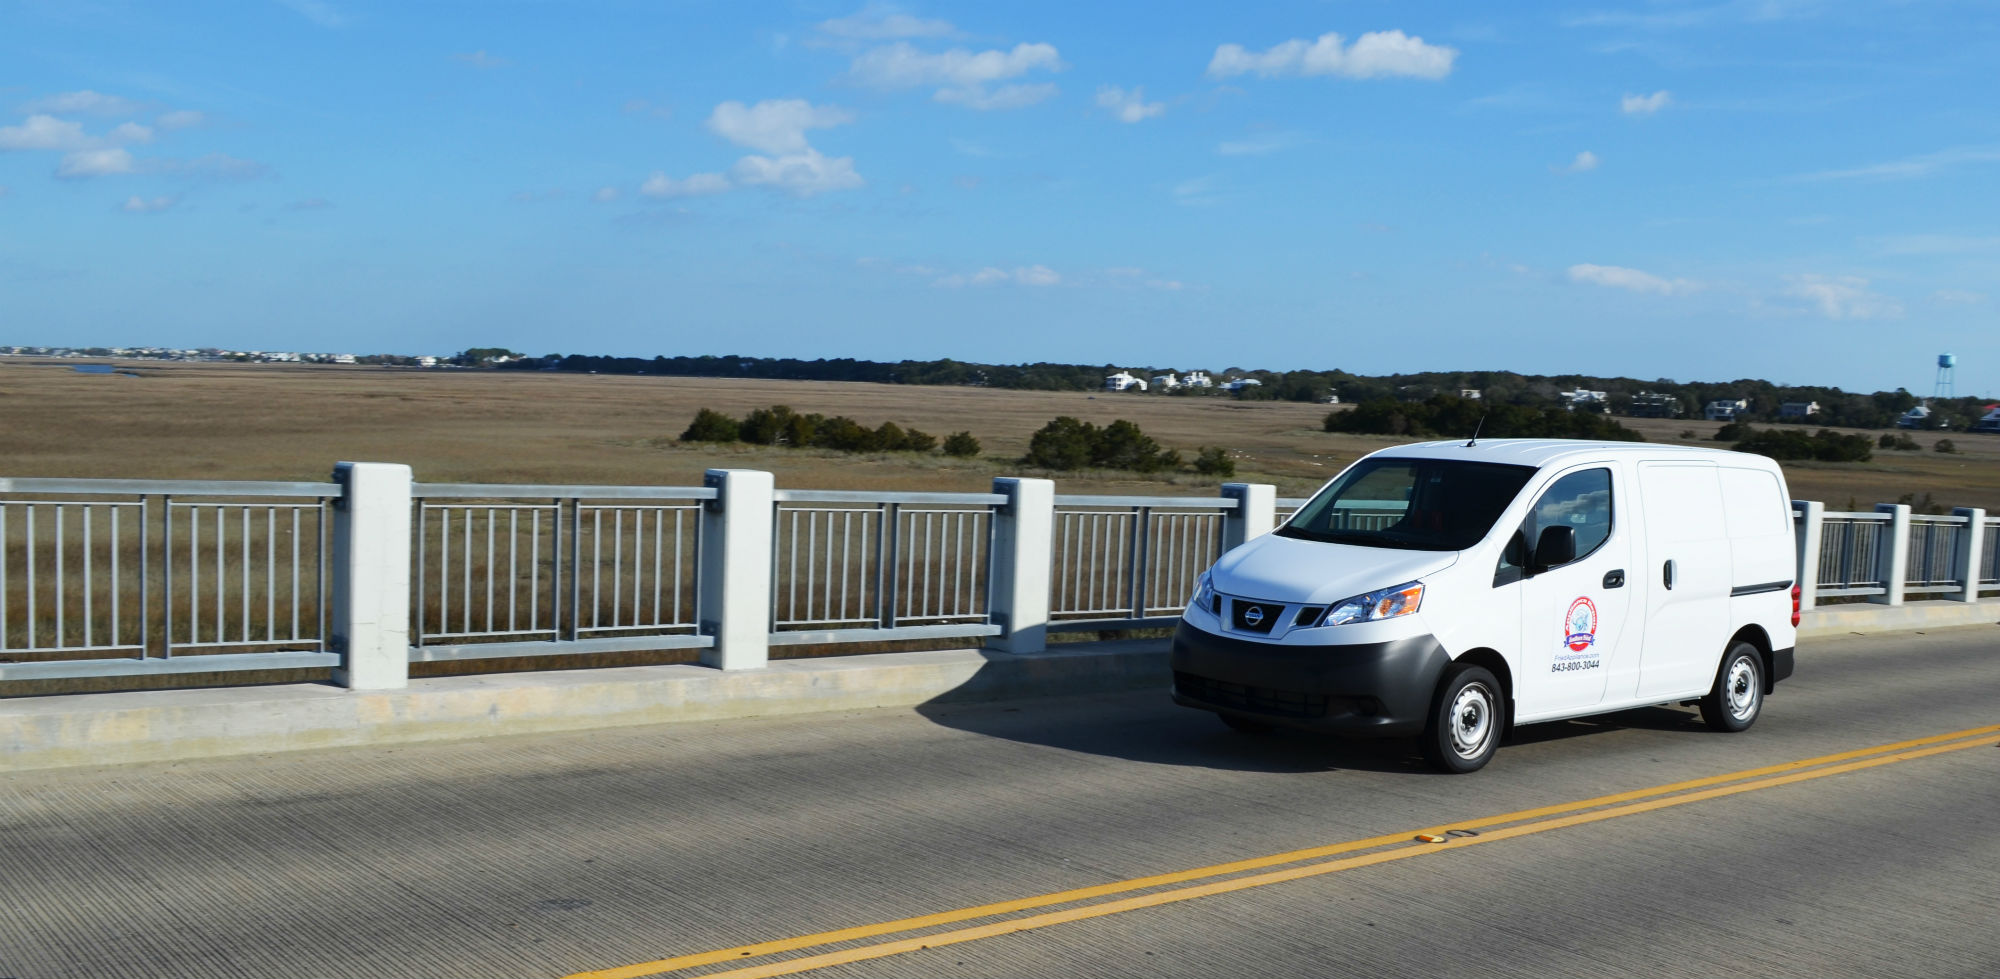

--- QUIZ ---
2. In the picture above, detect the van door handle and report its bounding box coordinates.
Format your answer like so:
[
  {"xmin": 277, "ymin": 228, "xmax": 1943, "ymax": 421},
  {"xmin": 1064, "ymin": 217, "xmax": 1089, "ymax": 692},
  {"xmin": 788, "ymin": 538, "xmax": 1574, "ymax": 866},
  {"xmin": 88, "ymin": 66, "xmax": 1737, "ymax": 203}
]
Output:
[
  {"xmin": 1663, "ymin": 560, "xmax": 1676, "ymax": 590},
  {"xmin": 1603, "ymin": 569, "xmax": 1625, "ymax": 589}
]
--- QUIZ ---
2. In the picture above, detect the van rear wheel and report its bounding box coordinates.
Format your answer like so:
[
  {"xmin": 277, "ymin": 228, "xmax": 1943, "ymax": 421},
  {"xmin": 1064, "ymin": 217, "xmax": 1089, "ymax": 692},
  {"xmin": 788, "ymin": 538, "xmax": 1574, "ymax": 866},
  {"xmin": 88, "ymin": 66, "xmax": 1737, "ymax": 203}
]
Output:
[
  {"xmin": 1421, "ymin": 664, "xmax": 1502, "ymax": 774},
  {"xmin": 1699, "ymin": 641, "xmax": 1764, "ymax": 732}
]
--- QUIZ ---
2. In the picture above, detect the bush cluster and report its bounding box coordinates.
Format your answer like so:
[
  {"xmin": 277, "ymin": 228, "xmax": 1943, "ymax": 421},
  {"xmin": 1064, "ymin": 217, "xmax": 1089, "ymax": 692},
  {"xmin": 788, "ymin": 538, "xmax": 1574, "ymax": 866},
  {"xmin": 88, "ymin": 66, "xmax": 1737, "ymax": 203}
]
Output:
[
  {"xmin": 1878, "ymin": 432, "xmax": 1920, "ymax": 451},
  {"xmin": 1325, "ymin": 395, "xmax": 1644, "ymax": 442},
  {"xmin": 680, "ymin": 405, "xmax": 975, "ymax": 457},
  {"xmin": 1024, "ymin": 417, "xmax": 1183, "ymax": 472},
  {"xmin": 1732, "ymin": 426, "xmax": 1873, "ymax": 462}
]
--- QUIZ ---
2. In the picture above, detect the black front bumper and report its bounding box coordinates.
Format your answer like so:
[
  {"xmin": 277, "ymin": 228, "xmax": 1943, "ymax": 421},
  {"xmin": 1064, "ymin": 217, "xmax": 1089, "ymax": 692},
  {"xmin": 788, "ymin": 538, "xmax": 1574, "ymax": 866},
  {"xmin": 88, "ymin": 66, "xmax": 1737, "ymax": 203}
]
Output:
[{"xmin": 1169, "ymin": 621, "xmax": 1451, "ymax": 737}]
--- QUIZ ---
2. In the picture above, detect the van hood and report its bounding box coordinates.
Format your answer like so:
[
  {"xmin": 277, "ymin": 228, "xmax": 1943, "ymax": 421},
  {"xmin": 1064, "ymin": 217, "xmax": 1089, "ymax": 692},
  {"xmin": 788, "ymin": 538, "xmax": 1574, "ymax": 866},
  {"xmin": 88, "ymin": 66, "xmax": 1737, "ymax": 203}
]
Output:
[{"xmin": 1211, "ymin": 532, "xmax": 1460, "ymax": 606}]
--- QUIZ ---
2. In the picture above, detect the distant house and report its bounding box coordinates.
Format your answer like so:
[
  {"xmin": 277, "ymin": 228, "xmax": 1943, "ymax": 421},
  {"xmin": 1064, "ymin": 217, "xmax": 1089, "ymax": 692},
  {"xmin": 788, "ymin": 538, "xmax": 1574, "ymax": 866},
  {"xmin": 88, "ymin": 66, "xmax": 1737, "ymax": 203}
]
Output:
[
  {"xmin": 1324, "ymin": 394, "xmax": 1341, "ymax": 405},
  {"xmin": 1628, "ymin": 391, "xmax": 1682, "ymax": 418},
  {"xmin": 1559, "ymin": 388, "xmax": 1609, "ymax": 412},
  {"xmin": 1222, "ymin": 377, "xmax": 1262, "ymax": 392},
  {"xmin": 1896, "ymin": 405, "xmax": 1933, "ymax": 429},
  {"xmin": 1779, "ymin": 401, "xmax": 1820, "ymax": 420},
  {"xmin": 1182, "ymin": 370, "xmax": 1213, "ymax": 389},
  {"xmin": 1105, "ymin": 371, "xmax": 1148, "ymax": 392},
  {"xmin": 1150, "ymin": 372, "xmax": 1180, "ymax": 390},
  {"xmin": 1705, "ymin": 399, "xmax": 1749, "ymax": 421},
  {"xmin": 1976, "ymin": 405, "xmax": 2000, "ymax": 433},
  {"xmin": 1459, "ymin": 389, "xmax": 1482, "ymax": 400}
]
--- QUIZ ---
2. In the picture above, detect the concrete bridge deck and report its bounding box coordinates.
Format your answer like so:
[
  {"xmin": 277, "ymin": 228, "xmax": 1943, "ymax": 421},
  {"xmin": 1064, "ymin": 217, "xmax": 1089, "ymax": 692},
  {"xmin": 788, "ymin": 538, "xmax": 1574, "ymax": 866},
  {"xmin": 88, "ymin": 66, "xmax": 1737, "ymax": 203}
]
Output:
[{"xmin": 1, "ymin": 621, "xmax": 1995, "ymax": 978}]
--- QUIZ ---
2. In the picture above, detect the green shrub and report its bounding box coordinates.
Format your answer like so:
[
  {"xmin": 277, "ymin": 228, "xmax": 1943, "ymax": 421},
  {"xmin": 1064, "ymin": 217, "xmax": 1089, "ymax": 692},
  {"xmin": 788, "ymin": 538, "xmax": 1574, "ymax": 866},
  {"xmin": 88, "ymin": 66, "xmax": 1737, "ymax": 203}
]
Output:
[
  {"xmin": 903, "ymin": 428, "xmax": 938, "ymax": 453},
  {"xmin": 1026, "ymin": 416, "xmax": 1097, "ymax": 469},
  {"xmin": 1935, "ymin": 438, "xmax": 1957, "ymax": 454},
  {"xmin": 1733, "ymin": 426, "xmax": 1872, "ymax": 462},
  {"xmin": 812, "ymin": 416, "xmax": 879, "ymax": 452},
  {"xmin": 873, "ymin": 421, "xmax": 909, "ymax": 452},
  {"xmin": 942, "ymin": 431, "xmax": 981, "ymax": 458},
  {"xmin": 679, "ymin": 407, "xmax": 739, "ymax": 443},
  {"xmin": 1193, "ymin": 446, "xmax": 1235, "ymax": 477}
]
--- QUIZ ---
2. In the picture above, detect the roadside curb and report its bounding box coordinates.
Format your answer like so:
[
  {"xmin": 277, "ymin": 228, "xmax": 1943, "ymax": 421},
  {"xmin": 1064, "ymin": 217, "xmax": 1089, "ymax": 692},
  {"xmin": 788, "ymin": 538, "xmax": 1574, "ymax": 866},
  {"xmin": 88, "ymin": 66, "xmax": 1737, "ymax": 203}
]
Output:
[
  {"xmin": 0, "ymin": 640, "xmax": 1170, "ymax": 774},
  {"xmin": 1798, "ymin": 599, "xmax": 2000, "ymax": 640}
]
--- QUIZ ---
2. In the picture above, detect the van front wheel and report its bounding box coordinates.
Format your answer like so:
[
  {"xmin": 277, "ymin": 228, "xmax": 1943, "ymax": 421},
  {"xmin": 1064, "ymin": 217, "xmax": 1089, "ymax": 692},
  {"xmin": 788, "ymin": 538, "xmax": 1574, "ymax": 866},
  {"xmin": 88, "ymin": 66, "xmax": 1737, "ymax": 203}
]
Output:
[
  {"xmin": 1699, "ymin": 642, "xmax": 1763, "ymax": 732},
  {"xmin": 1421, "ymin": 664, "xmax": 1502, "ymax": 773}
]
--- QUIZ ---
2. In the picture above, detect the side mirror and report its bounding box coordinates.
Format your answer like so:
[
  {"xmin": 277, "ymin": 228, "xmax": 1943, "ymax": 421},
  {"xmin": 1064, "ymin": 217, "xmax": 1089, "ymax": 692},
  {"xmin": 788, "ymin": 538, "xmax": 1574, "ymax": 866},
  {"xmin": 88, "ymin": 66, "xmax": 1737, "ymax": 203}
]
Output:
[{"xmin": 1532, "ymin": 525, "xmax": 1576, "ymax": 572}]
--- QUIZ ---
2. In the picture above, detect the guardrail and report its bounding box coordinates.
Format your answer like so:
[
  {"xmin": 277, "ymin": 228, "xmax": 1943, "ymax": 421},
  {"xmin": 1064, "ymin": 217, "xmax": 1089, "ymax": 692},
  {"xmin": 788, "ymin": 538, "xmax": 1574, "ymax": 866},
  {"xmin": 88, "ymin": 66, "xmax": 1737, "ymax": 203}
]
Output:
[
  {"xmin": 2, "ymin": 466, "xmax": 1993, "ymax": 693},
  {"xmin": 0, "ymin": 478, "xmax": 341, "ymax": 682}
]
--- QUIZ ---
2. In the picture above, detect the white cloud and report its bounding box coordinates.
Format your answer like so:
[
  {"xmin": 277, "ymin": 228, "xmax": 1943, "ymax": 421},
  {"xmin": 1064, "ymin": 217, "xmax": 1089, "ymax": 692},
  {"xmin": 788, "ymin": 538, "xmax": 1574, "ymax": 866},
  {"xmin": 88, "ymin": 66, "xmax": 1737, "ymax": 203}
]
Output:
[
  {"xmin": 706, "ymin": 99, "xmax": 854, "ymax": 154},
  {"xmin": 1932, "ymin": 289, "xmax": 1987, "ymax": 305},
  {"xmin": 277, "ymin": 0, "xmax": 345, "ymax": 28},
  {"xmin": 1567, "ymin": 263, "xmax": 1697, "ymax": 295},
  {"xmin": 120, "ymin": 194, "xmax": 177, "ymax": 213},
  {"xmin": 453, "ymin": 49, "xmax": 511, "ymax": 69},
  {"xmin": 1095, "ymin": 85, "xmax": 1165, "ymax": 123},
  {"xmin": 25, "ymin": 90, "xmax": 144, "ymax": 116},
  {"xmin": 593, "ymin": 186, "xmax": 621, "ymax": 203},
  {"xmin": 849, "ymin": 41, "xmax": 1063, "ymax": 108},
  {"xmin": 1559, "ymin": 150, "xmax": 1600, "ymax": 173},
  {"xmin": 851, "ymin": 41, "xmax": 1062, "ymax": 88},
  {"xmin": 1621, "ymin": 90, "xmax": 1671, "ymax": 115},
  {"xmin": 109, "ymin": 122, "xmax": 153, "ymax": 144},
  {"xmin": 817, "ymin": 6, "xmax": 957, "ymax": 40},
  {"xmin": 0, "ymin": 114, "xmax": 93, "ymax": 151},
  {"xmin": 935, "ymin": 265, "xmax": 1062, "ymax": 288},
  {"xmin": 639, "ymin": 171, "xmax": 732, "ymax": 197},
  {"xmin": 1784, "ymin": 274, "xmax": 1902, "ymax": 319},
  {"xmin": 933, "ymin": 82, "xmax": 1057, "ymax": 110},
  {"xmin": 57, "ymin": 147, "xmax": 134, "ymax": 178},
  {"xmin": 1207, "ymin": 30, "xmax": 1457, "ymax": 81},
  {"xmin": 1216, "ymin": 131, "xmax": 1306, "ymax": 156},
  {"xmin": 1795, "ymin": 145, "xmax": 2000, "ymax": 182},
  {"xmin": 730, "ymin": 148, "xmax": 863, "ymax": 197},
  {"xmin": 157, "ymin": 110, "xmax": 205, "ymax": 130}
]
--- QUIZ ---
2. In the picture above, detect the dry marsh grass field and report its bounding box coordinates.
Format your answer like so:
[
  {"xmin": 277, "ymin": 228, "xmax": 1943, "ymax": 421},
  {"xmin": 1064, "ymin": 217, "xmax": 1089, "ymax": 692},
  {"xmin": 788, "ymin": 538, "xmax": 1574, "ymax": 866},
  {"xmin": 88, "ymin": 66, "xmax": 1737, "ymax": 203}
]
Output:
[{"xmin": 5, "ymin": 357, "xmax": 1997, "ymax": 509}]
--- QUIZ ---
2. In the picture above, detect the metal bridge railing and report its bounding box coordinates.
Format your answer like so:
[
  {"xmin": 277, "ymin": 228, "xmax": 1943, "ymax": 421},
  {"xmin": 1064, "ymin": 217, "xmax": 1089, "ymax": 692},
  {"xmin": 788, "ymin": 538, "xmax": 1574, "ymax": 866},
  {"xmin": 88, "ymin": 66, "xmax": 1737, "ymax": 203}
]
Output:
[
  {"xmin": 0, "ymin": 478, "xmax": 340, "ymax": 682},
  {"xmin": 1982, "ymin": 518, "xmax": 2000, "ymax": 592},
  {"xmin": 1048, "ymin": 495, "xmax": 1236, "ymax": 630},
  {"xmin": 1815, "ymin": 511, "xmax": 1892, "ymax": 597},
  {"xmin": 768, "ymin": 490, "xmax": 1004, "ymax": 645},
  {"xmin": 410, "ymin": 484, "xmax": 712, "ymax": 662},
  {"xmin": 1905, "ymin": 514, "xmax": 1969, "ymax": 595}
]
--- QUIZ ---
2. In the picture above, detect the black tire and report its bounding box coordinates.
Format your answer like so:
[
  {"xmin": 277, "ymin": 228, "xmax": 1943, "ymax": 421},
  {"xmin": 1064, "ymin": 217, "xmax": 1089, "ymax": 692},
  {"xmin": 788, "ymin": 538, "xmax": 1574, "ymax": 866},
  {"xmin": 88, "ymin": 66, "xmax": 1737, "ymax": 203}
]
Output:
[
  {"xmin": 1219, "ymin": 712, "xmax": 1276, "ymax": 735},
  {"xmin": 1700, "ymin": 641, "xmax": 1764, "ymax": 732},
  {"xmin": 1421, "ymin": 664, "xmax": 1503, "ymax": 773}
]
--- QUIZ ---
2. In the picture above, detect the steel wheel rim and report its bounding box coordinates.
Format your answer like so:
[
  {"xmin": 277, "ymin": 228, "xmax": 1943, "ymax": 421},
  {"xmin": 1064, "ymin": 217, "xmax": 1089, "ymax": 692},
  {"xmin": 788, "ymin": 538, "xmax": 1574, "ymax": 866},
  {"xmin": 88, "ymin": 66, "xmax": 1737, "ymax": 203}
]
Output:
[
  {"xmin": 1725, "ymin": 657, "xmax": 1758, "ymax": 720},
  {"xmin": 1449, "ymin": 682, "xmax": 1495, "ymax": 759}
]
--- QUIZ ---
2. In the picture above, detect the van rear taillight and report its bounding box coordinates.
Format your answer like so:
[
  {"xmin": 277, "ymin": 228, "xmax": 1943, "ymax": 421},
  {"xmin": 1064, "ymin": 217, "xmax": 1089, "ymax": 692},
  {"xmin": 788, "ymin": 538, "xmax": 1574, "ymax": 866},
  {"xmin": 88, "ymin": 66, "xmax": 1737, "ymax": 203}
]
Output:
[{"xmin": 1791, "ymin": 585, "xmax": 1802, "ymax": 627}]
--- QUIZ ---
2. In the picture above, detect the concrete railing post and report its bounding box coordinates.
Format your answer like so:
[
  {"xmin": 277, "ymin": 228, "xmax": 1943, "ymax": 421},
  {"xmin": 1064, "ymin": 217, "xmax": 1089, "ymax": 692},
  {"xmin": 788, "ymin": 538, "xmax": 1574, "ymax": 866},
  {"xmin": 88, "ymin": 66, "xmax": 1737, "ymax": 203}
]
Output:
[
  {"xmin": 1951, "ymin": 507, "xmax": 1986, "ymax": 603},
  {"xmin": 987, "ymin": 477, "xmax": 1054, "ymax": 654},
  {"xmin": 1792, "ymin": 500, "xmax": 1824, "ymax": 612},
  {"xmin": 1220, "ymin": 483, "xmax": 1276, "ymax": 552},
  {"xmin": 1872, "ymin": 503, "xmax": 1910, "ymax": 606},
  {"xmin": 330, "ymin": 462, "xmax": 412, "ymax": 690},
  {"xmin": 698, "ymin": 469, "xmax": 774, "ymax": 671}
]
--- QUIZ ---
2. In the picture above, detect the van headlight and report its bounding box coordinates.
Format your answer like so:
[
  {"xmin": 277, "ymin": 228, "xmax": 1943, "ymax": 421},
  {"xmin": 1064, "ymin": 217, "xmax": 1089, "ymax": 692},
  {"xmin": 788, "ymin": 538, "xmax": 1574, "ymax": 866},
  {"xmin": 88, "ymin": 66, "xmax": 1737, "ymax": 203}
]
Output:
[
  {"xmin": 1319, "ymin": 581, "xmax": 1424, "ymax": 627},
  {"xmin": 1189, "ymin": 571, "xmax": 1216, "ymax": 615}
]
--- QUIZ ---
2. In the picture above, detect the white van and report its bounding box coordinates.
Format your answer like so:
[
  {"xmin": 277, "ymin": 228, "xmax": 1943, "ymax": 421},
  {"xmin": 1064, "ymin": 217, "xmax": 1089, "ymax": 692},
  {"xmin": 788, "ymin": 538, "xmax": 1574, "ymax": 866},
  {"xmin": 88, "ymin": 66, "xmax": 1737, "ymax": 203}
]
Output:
[{"xmin": 1172, "ymin": 439, "xmax": 1800, "ymax": 773}]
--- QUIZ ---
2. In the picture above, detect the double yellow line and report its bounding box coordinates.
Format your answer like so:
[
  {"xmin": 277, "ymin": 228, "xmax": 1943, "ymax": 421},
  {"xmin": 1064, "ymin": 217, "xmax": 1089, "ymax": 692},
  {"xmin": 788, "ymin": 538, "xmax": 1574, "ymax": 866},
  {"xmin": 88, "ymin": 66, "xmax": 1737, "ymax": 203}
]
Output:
[{"xmin": 568, "ymin": 723, "xmax": 2000, "ymax": 979}]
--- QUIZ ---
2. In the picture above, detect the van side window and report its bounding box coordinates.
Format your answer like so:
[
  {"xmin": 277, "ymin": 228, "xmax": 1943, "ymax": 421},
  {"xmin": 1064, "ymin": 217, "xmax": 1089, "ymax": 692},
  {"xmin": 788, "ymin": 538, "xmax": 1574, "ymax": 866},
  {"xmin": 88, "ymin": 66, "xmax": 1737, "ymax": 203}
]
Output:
[{"xmin": 1495, "ymin": 468, "xmax": 1614, "ymax": 585}]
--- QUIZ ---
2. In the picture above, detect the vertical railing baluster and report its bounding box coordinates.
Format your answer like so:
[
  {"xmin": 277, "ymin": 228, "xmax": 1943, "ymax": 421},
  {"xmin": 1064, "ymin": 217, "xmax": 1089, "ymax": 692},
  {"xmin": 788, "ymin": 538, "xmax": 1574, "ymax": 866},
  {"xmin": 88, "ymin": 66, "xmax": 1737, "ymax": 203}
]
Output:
[
  {"xmin": 508, "ymin": 508, "xmax": 519, "ymax": 634},
  {"xmin": 462, "ymin": 506, "xmax": 473, "ymax": 635},
  {"xmin": 55, "ymin": 506, "xmax": 65, "ymax": 647},
  {"xmin": 569, "ymin": 500, "xmax": 581, "ymax": 641},
  {"xmin": 486, "ymin": 507, "xmax": 497, "ymax": 634},
  {"xmin": 415, "ymin": 503, "xmax": 427, "ymax": 646},
  {"xmin": 83, "ymin": 506, "xmax": 94, "ymax": 648},
  {"xmin": 440, "ymin": 508, "xmax": 450, "ymax": 638}
]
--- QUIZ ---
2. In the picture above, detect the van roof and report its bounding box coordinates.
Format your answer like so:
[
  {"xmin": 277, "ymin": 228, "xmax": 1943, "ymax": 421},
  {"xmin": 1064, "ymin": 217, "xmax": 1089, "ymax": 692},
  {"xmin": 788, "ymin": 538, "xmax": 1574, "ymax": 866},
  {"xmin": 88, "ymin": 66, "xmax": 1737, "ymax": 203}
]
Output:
[{"xmin": 1372, "ymin": 438, "xmax": 1779, "ymax": 471}]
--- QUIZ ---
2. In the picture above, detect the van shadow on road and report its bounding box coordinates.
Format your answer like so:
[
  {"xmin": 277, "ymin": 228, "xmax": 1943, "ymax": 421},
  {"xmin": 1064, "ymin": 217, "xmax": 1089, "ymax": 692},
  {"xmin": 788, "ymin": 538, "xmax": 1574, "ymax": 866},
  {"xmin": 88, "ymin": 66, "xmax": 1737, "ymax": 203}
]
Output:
[{"xmin": 910, "ymin": 651, "xmax": 1714, "ymax": 776}]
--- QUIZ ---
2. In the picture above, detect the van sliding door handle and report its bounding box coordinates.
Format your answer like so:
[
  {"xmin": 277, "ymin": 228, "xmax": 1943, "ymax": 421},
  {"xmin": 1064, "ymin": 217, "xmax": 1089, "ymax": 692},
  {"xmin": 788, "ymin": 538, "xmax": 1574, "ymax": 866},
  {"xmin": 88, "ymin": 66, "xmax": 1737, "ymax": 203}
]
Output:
[
  {"xmin": 1603, "ymin": 569, "xmax": 1625, "ymax": 589},
  {"xmin": 1663, "ymin": 559, "xmax": 1676, "ymax": 590}
]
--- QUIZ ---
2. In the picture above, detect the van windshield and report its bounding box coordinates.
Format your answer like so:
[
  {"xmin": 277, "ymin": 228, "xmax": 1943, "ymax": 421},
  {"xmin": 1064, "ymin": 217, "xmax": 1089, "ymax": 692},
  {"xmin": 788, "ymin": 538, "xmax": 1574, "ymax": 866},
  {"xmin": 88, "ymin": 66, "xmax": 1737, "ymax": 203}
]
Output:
[{"xmin": 1277, "ymin": 458, "xmax": 1537, "ymax": 551}]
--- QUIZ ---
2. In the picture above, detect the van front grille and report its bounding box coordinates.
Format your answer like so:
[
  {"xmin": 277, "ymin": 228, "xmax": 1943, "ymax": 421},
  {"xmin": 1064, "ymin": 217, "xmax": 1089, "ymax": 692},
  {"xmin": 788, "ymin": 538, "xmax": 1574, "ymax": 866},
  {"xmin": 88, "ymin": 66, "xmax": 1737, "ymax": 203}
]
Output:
[{"xmin": 1175, "ymin": 671, "xmax": 1328, "ymax": 719}]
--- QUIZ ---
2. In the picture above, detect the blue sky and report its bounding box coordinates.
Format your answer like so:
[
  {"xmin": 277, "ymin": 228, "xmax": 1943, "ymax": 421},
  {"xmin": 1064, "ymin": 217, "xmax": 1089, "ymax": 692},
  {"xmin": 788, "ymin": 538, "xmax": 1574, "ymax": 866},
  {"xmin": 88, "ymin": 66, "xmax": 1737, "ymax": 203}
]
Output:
[{"xmin": 2, "ymin": 0, "xmax": 1996, "ymax": 395}]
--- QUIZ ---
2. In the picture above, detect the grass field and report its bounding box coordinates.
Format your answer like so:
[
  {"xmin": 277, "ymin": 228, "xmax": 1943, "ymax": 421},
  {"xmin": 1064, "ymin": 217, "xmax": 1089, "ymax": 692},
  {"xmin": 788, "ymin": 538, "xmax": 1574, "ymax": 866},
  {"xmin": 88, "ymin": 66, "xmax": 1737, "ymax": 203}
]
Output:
[{"xmin": 5, "ymin": 357, "xmax": 1997, "ymax": 511}]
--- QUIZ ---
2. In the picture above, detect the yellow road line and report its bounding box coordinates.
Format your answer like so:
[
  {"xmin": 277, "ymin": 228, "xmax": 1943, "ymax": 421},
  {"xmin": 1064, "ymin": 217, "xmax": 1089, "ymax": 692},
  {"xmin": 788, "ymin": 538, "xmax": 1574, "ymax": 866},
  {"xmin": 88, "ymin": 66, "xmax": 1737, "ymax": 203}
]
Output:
[{"xmin": 566, "ymin": 723, "xmax": 2000, "ymax": 979}]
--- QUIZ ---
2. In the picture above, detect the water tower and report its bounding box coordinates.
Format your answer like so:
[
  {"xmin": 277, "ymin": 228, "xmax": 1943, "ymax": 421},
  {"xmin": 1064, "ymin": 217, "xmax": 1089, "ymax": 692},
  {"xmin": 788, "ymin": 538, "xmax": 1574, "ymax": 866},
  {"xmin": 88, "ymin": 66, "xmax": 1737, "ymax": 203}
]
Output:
[{"xmin": 1935, "ymin": 353, "xmax": 1956, "ymax": 401}]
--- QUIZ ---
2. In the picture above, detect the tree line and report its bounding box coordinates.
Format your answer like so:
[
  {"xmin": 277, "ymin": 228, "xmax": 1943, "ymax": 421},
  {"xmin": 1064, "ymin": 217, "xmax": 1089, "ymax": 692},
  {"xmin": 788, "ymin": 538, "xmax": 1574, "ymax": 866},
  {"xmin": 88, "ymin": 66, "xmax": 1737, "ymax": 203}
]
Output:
[{"xmin": 482, "ymin": 350, "xmax": 1992, "ymax": 432}]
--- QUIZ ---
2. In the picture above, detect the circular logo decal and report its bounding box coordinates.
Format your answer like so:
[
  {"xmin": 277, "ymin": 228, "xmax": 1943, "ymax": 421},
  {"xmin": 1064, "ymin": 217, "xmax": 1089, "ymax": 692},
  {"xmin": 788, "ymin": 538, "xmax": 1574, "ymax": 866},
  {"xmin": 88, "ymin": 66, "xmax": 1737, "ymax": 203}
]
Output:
[
  {"xmin": 1564, "ymin": 596, "xmax": 1598, "ymax": 652},
  {"xmin": 1244, "ymin": 605, "xmax": 1265, "ymax": 625}
]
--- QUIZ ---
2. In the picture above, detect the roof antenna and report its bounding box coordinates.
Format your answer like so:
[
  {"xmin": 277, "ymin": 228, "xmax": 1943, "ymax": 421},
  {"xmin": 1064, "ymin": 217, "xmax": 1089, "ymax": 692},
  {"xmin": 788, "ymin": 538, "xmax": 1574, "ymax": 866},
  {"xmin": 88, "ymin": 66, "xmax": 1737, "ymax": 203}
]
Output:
[{"xmin": 1464, "ymin": 412, "xmax": 1487, "ymax": 448}]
